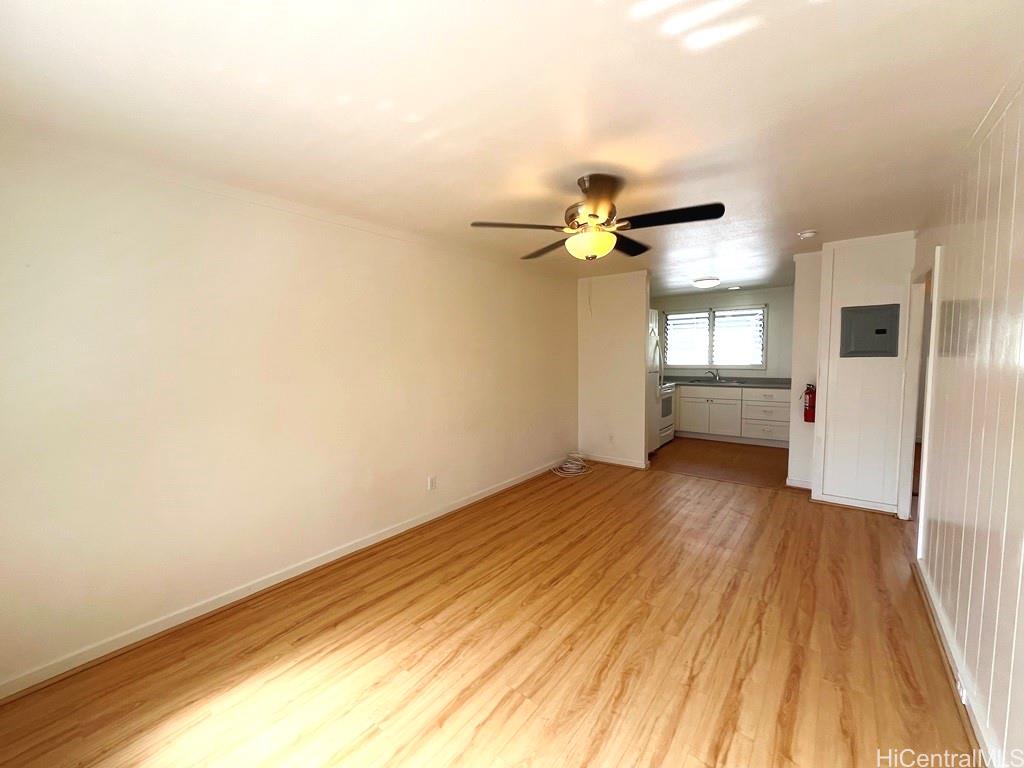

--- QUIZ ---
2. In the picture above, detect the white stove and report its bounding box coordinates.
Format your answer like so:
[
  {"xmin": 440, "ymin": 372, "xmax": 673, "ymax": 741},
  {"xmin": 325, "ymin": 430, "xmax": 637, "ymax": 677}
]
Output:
[{"xmin": 658, "ymin": 382, "xmax": 675, "ymax": 446}]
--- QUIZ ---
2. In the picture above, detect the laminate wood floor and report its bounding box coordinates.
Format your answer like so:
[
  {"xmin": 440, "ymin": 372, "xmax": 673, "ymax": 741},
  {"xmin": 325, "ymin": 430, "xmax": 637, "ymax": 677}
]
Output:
[
  {"xmin": 0, "ymin": 464, "xmax": 970, "ymax": 767},
  {"xmin": 649, "ymin": 437, "xmax": 789, "ymax": 489}
]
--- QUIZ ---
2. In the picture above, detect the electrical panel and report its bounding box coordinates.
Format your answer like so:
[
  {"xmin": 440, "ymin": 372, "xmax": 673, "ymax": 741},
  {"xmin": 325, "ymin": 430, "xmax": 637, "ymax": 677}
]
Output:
[{"xmin": 839, "ymin": 304, "xmax": 900, "ymax": 358}]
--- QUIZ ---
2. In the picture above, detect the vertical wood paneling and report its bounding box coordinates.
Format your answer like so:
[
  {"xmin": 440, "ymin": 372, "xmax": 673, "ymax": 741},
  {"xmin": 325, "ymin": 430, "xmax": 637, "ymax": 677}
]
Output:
[
  {"xmin": 983, "ymin": 98, "xmax": 1022, "ymax": 745},
  {"xmin": 1000, "ymin": 95, "xmax": 1024, "ymax": 757},
  {"xmin": 975, "ymin": 104, "xmax": 1018, "ymax": 712},
  {"xmin": 962, "ymin": 117, "xmax": 1003, "ymax": 675},
  {"xmin": 919, "ymin": 82, "xmax": 1024, "ymax": 764}
]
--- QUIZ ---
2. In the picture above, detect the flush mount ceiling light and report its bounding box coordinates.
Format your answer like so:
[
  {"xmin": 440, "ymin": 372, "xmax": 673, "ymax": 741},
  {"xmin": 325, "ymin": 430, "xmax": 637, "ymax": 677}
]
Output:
[
  {"xmin": 692, "ymin": 276, "xmax": 721, "ymax": 289},
  {"xmin": 728, "ymin": 285, "xmax": 741, "ymax": 290},
  {"xmin": 797, "ymin": 229, "xmax": 818, "ymax": 240},
  {"xmin": 565, "ymin": 227, "xmax": 617, "ymax": 260}
]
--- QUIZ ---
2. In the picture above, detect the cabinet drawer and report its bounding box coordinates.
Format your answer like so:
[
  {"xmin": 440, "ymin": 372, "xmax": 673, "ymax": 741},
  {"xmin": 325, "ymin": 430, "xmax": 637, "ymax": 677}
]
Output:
[
  {"xmin": 741, "ymin": 419, "xmax": 790, "ymax": 441},
  {"xmin": 742, "ymin": 402, "xmax": 789, "ymax": 422},
  {"xmin": 676, "ymin": 385, "xmax": 740, "ymax": 400},
  {"xmin": 741, "ymin": 387, "xmax": 790, "ymax": 403}
]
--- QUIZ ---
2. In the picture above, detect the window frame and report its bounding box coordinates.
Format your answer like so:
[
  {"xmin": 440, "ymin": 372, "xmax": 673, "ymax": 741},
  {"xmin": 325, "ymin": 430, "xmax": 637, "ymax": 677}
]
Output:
[{"xmin": 663, "ymin": 303, "xmax": 768, "ymax": 370}]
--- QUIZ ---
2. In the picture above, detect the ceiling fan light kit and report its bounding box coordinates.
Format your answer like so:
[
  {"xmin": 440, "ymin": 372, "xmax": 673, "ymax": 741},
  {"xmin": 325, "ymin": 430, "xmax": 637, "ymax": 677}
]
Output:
[
  {"xmin": 566, "ymin": 227, "xmax": 617, "ymax": 260},
  {"xmin": 470, "ymin": 173, "xmax": 725, "ymax": 261}
]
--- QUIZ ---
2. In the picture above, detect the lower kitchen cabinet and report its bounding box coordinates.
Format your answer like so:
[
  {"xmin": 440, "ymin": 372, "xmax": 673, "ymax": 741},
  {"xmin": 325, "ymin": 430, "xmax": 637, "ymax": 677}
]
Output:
[
  {"xmin": 708, "ymin": 398, "xmax": 742, "ymax": 436},
  {"xmin": 675, "ymin": 385, "xmax": 790, "ymax": 443},
  {"xmin": 677, "ymin": 397, "xmax": 710, "ymax": 432},
  {"xmin": 676, "ymin": 397, "xmax": 742, "ymax": 436}
]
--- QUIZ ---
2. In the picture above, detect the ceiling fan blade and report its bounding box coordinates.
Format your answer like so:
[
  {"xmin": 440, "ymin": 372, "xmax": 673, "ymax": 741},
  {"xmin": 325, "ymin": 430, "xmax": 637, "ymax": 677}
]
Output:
[
  {"xmin": 614, "ymin": 234, "xmax": 650, "ymax": 257},
  {"xmin": 521, "ymin": 239, "xmax": 567, "ymax": 260},
  {"xmin": 471, "ymin": 221, "xmax": 566, "ymax": 231},
  {"xmin": 622, "ymin": 202, "xmax": 725, "ymax": 230}
]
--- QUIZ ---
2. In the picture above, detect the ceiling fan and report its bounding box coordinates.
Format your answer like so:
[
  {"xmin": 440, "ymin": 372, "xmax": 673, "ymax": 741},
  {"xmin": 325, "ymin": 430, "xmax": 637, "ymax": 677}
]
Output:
[{"xmin": 471, "ymin": 173, "xmax": 725, "ymax": 261}]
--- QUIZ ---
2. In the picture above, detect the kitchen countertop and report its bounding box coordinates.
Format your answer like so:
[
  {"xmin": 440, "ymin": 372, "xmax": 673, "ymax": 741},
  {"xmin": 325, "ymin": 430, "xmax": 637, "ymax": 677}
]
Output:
[{"xmin": 664, "ymin": 376, "xmax": 792, "ymax": 389}]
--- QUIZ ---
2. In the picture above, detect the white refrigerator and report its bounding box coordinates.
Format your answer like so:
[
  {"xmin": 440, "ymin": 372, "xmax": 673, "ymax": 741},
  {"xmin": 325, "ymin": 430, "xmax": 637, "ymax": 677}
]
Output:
[{"xmin": 645, "ymin": 309, "xmax": 663, "ymax": 454}]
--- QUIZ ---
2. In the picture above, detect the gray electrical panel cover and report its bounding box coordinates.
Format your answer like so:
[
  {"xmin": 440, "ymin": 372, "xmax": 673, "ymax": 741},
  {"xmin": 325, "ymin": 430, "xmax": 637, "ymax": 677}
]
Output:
[{"xmin": 839, "ymin": 304, "xmax": 900, "ymax": 358}]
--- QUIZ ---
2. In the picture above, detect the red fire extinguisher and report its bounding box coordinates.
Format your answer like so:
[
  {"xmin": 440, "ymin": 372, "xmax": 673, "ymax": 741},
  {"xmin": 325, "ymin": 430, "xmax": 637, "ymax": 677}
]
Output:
[{"xmin": 803, "ymin": 384, "xmax": 816, "ymax": 423}]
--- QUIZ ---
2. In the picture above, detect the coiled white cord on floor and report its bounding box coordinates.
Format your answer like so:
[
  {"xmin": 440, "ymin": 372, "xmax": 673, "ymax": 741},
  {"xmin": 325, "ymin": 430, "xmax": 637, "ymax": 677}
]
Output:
[{"xmin": 552, "ymin": 452, "xmax": 592, "ymax": 477}]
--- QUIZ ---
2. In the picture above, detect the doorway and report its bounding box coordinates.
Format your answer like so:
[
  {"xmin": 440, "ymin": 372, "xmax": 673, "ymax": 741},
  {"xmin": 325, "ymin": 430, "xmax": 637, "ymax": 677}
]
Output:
[
  {"xmin": 649, "ymin": 437, "xmax": 789, "ymax": 488},
  {"xmin": 914, "ymin": 246, "xmax": 942, "ymax": 556}
]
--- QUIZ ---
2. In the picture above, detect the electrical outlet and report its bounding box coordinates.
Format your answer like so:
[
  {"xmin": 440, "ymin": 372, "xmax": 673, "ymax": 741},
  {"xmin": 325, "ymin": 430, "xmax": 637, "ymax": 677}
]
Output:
[{"xmin": 426, "ymin": 475, "xmax": 437, "ymax": 491}]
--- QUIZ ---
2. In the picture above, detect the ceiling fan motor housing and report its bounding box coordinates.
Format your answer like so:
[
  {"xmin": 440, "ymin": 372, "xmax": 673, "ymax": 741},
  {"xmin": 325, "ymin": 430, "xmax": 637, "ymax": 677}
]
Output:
[
  {"xmin": 565, "ymin": 201, "xmax": 617, "ymax": 229},
  {"xmin": 575, "ymin": 173, "xmax": 623, "ymax": 226}
]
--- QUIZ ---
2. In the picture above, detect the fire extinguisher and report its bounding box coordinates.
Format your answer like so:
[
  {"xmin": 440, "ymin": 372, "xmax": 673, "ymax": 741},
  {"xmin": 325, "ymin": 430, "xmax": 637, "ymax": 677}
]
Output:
[{"xmin": 803, "ymin": 384, "xmax": 816, "ymax": 423}]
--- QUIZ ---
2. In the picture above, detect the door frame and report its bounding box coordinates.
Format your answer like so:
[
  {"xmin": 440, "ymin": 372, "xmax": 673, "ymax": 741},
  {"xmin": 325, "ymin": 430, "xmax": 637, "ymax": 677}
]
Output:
[
  {"xmin": 896, "ymin": 283, "xmax": 926, "ymax": 520},
  {"xmin": 915, "ymin": 247, "xmax": 943, "ymax": 552}
]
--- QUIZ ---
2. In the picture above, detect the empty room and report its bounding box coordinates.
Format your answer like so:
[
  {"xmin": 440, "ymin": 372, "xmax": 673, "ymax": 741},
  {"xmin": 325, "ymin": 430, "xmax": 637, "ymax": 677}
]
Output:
[{"xmin": 1, "ymin": 1, "xmax": 1023, "ymax": 766}]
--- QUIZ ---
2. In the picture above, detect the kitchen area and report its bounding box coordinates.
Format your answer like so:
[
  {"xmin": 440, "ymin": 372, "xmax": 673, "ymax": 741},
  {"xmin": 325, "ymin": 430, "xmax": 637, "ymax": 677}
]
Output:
[
  {"xmin": 585, "ymin": 234, "xmax": 921, "ymax": 513},
  {"xmin": 646, "ymin": 284, "xmax": 795, "ymax": 487}
]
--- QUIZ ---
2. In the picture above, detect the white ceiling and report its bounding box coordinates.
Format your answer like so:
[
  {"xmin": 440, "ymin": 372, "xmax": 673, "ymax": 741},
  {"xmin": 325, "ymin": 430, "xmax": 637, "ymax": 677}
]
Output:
[{"xmin": 2, "ymin": 0, "xmax": 1021, "ymax": 294}]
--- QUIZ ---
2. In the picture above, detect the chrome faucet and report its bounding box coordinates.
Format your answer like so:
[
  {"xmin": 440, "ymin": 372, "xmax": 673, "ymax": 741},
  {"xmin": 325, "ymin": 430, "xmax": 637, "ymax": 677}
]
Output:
[{"xmin": 704, "ymin": 369, "xmax": 722, "ymax": 382}]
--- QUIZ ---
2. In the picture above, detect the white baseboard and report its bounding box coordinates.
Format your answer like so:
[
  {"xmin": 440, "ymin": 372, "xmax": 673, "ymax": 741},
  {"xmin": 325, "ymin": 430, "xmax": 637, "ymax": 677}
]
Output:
[
  {"xmin": 786, "ymin": 477, "xmax": 811, "ymax": 489},
  {"xmin": 674, "ymin": 431, "xmax": 788, "ymax": 449},
  {"xmin": 582, "ymin": 453, "xmax": 648, "ymax": 470},
  {"xmin": 0, "ymin": 457, "xmax": 563, "ymax": 701},
  {"xmin": 812, "ymin": 490, "xmax": 896, "ymax": 515},
  {"xmin": 914, "ymin": 563, "xmax": 997, "ymax": 765}
]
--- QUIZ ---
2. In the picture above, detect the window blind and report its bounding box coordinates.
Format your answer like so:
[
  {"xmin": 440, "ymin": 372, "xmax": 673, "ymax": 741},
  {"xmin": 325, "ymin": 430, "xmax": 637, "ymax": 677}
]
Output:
[
  {"xmin": 664, "ymin": 311, "xmax": 711, "ymax": 366},
  {"xmin": 712, "ymin": 307, "xmax": 765, "ymax": 366}
]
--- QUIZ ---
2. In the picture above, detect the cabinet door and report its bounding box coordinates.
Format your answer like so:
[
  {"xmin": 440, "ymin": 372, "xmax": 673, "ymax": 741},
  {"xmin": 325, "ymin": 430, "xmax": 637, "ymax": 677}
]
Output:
[
  {"xmin": 708, "ymin": 399, "xmax": 741, "ymax": 436},
  {"xmin": 677, "ymin": 398, "xmax": 710, "ymax": 432}
]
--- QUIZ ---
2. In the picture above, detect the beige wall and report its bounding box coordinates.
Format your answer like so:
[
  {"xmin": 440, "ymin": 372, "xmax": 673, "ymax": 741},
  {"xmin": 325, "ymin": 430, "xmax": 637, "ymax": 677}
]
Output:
[
  {"xmin": 577, "ymin": 271, "xmax": 649, "ymax": 468},
  {"xmin": 0, "ymin": 124, "xmax": 578, "ymax": 696},
  {"xmin": 651, "ymin": 285, "xmax": 794, "ymax": 379},
  {"xmin": 917, "ymin": 79, "xmax": 1024, "ymax": 762}
]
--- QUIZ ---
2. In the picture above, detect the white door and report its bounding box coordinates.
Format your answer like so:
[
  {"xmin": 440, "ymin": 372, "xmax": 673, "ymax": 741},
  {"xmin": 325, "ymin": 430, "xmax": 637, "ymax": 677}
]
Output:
[
  {"xmin": 677, "ymin": 398, "xmax": 710, "ymax": 432},
  {"xmin": 813, "ymin": 234, "xmax": 915, "ymax": 511},
  {"xmin": 708, "ymin": 399, "xmax": 742, "ymax": 436}
]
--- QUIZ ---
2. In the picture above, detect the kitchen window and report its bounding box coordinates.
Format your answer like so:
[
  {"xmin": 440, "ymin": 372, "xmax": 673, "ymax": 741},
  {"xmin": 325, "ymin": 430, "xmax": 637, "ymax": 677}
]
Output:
[{"xmin": 664, "ymin": 305, "xmax": 767, "ymax": 368}]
